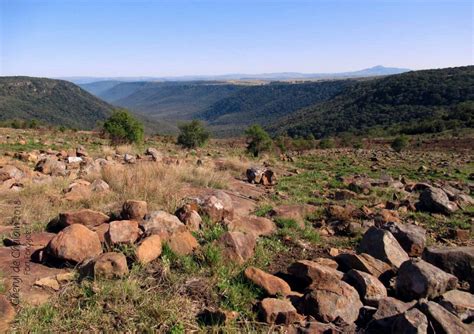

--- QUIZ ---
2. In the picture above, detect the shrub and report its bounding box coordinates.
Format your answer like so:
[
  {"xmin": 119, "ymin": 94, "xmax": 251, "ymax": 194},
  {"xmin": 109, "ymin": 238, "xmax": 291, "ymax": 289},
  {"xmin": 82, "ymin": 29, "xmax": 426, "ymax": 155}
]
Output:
[
  {"xmin": 103, "ymin": 109, "xmax": 144, "ymax": 144},
  {"xmin": 391, "ymin": 135, "xmax": 409, "ymax": 152},
  {"xmin": 245, "ymin": 125, "xmax": 272, "ymax": 157},
  {"xmin": 319, "ymin": 138, "xmax": 334, "ymax": 149},
  {"xmin": 177, "ymin": 120, "xmax": 210, "ymax": 148}
]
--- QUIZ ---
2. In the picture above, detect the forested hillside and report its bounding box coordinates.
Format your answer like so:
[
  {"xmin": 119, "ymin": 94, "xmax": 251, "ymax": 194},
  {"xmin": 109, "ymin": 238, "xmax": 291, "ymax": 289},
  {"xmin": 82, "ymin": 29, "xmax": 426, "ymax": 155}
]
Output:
[
  {"xmin": 271, "ymin": 66, "xmax": 474, "ymax": 137},
  {"xmin": 0, "ymin": 77, "xmax": 115, "ymax": 129}
]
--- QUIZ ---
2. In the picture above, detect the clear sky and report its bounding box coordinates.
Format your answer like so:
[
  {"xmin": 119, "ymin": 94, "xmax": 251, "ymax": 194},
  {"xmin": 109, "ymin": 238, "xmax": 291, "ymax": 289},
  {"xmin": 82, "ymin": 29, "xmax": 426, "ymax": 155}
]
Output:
[{"xmin": 0, "ymin": 0, "xmax": 472, "ymax": 77}]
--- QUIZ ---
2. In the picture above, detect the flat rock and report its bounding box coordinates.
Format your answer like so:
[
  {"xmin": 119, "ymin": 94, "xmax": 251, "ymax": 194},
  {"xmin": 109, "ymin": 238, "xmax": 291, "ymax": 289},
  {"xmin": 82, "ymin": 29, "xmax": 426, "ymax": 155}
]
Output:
[
  {"xmin": 3, "ymin": 231, "xmax": 55, "ymax": 248},
  {"xmin": 244, "ymin": 266, "xmax": 291, "ymax": 296},
  {"xmin": 336, "ymin": 252, "xmax": 392, "ymax": 278},
  {"xmin": 358, "ymin": 227, "xmax": 409, "ymax": 268},
  {"xmin": 224, "ymin": 215, "xmax": 276, "ymax": 237},
  {"xmin": 396, "ymin": 259, "xmax": 458, "ymax": 301},
  {"xmin": 56, "ymin": 209, "xmax": 109, "ymax": 230},
  {"xmin": 438, "ymin": 290, "xmax": 474, "ymax": 321},
  {"xmin": 260, "ymin": 298, "xmax": 300, "ymax": 325}
]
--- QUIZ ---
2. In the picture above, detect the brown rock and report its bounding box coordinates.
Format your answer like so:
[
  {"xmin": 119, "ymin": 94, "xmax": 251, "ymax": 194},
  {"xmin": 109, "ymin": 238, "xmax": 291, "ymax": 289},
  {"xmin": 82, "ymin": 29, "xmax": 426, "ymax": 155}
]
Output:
[
  {"xmin": 344, "ymin": 269, "xmax": 387, "ymax": 306},
  {"xmin": 312, "ymin": 257, "xmax": 339, "ymax": 269},
  {"xmin": 224, "ymin": 215, "xmax": 276, "ymax": 237},
  {"xmin": 392, "ymin": 308, "xmax": 428, "ymax": 334},
  {"xmin": 46, "ymin": 224, "xmax": 102, "ymax": 263},
  {"xmin": 381, "ymin": 221, "xmax": 426, "ymax": 257},
  {"xmin": 217, "ymin": 231, "xmax": 256, "ymax": 265},
  {"xmin": 420, "ymin": 300, "xmax": 470, "ymax": 334},
  {"xmin": 438, "ymin": 290, "xmax": 474, "ymax": 321},
  {"xmin": 396, "ymin": 259, "xmax": 458, "ymax": 301},
  {"xmin": 358, "ymin": 227, "xmax": 409, "ymax": 268},
  {"xmin": 0, "ymin": 295, "xmax": 15, "ymax": 333},
  {"xmin": 270, "ymin": 204, "xmax": 316, "ymax": 229},
  {"xmin": 57, "ymin": 209, "xmax": 109, "ymax": 230},
  {"xmin": 175, "ymin": 204, "xmax": 202, "ymax": 231},
  {"xmin": 260, "ymin": 298, "xmax": 300, "ymax": 325},
  {"xmin": 88, "ymin": 252, "xmax": 129, "ymax": 279},
  {"xmin": 288, "ymin": 260, "xmax": 343, "ymax": 288},
  {"xmin": 200, "ymin": 191, "xmax": 234, "ymax": 222},
  {"xmin": 93, "ymin": 223, "xmax": 110, "ymax": 243},
  {"xmin": 303, "ymin": 279, "xmax": 363, "ymax": 324},
  {"xmin": 105, "ymin": 220, "xmax": 141, "ymax": 245},
  {"xmin": 141, "ymin": 210, "xmax": 186, "ymax": 239},
  {"xmin": 3, "ymin": 231, "xmax": 55, "ymax": 248},
  {"xmin": 135, "ymin": 235, "xmax": 162, "ymax": 265},
  {"xmin": 122, "ymin": 200, "xmax": 148, "ymax": 220},
  {"xmin": 34, "ymin": 276, "xmax": 60, "ymax": 291},
  {"xmin": 0, "ymin": 165, "xmax": 24, "ymax": 181},
  {"xmin": 419, "ymin": 187, "xmax": 458, "ymax": 215},
  {"xmin": 35, "ymin": 157, "xmax": 67, "ymax": 176},
  {"xmin": 167, "ymin": 230, "xmax": 198, "ymax": 256},
  {"xmin": 368, "ymin": 297, "xmax": 417, "ymax": 332},
  {"xmin": 336, "ymin": 253, "xmax": 392, "ymax": 278},
  {"xmin": 244, "ymin": 266, "xmax": 291, "ymax": 296},
  {"xmin": 90, "ymin": 179, "xmax": 110, "ymax": 192}
]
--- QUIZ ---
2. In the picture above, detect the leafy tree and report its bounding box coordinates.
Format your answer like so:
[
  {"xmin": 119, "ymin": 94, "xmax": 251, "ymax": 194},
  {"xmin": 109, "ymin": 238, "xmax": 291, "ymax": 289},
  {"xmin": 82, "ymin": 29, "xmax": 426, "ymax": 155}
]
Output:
[
  {"xmin": 177, "ymin": 120, "xmax": 210, "ymax": 148},
  {"xmin": 103, "ymin": 109, "xmax": 144, "ymax": 144},
  {"xmin": 245, "ymin": 125, "xmax": 272, "ymax": 157},
  {"xmin": 391, "ymin": 135, "xmax": 409, "ymax": 152}
]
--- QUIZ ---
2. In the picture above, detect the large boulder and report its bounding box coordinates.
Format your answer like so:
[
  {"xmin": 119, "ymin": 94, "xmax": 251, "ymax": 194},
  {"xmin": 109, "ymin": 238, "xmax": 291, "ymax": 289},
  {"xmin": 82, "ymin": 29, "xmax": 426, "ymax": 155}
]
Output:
[
  {"xmin": 335, "ymin": 253, "xmax": 392, "ymax": 278},
  {"xmin": 244, "ymin": 266, "xmax": 291, "ymax": 296},
  {"xmin": 260, "ymin": 298, "xmax": 300, "ymax": 325},
  {"xmin": 46, "ymin": 224, "xmax": 102, "ymax": 263},
  {"xmin": 135, "ymin": 235, "xmax": 162, "ymax": 265},
  {"xmin": 438, "ymin": 290, "xmax": 474, "ymax": 321},
  {"xmin": 343, "ymin": 269, "xmax": 387, "ymax": 307},
  {"xmin": 422, "ymin": 246, "xmax": 474, "ymax": 291},
  {"xmin": 381, "ymin": 221, "xmax": 426, "ymax": 257},
  {"xmin": 56, "ymin": 209, "xmax": 109, "ymax": 230},
  {"xmin": 287, "ymin": 260, "xmax": 343, "ymax": 288},
  {"xmin": 419, "ymin": 187, "xmax": 458, "ymax": 215},
  {"xmin": 217, "ymin": 231, "xmax": 255, "ymax": 264},
  {"xmin": 391, "ymin": 308, "xmax": 428, "ymax": 334},
  {"xmin": 105, "ymin": 220, "xmax": 141, "ymax": 245},
  {"xmin": 396, "ymin": 259, "xmax": 458, "ymax": 301},
  {"xmin": 358, "ymin": 227, "xmax": 409, "ymax": 268},
  {"xmin": 302, "ymin": 279, "xmax": 363, "ymax": 324},
  {"xmin": 121, "ymin": 200, "xmax": 148, "ymax": 221},
  {"xmin": 367, "ymin": 297, "xmax": 417, "ymax": 332},
  {"xmin": 420, "ymin": 300, "xmax": 471, "ymax": 334}
]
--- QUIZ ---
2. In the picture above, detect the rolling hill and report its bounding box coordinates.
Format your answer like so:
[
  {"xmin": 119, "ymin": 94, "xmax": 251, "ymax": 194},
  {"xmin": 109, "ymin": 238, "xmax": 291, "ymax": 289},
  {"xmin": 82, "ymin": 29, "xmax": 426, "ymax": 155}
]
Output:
[
  {"xmin": 0, "ymin": 77, "xmax": 115, "ymax": 129},
  {"xmin": 270, "ymin": 66, "xmax": 474, "ymax": 138}
]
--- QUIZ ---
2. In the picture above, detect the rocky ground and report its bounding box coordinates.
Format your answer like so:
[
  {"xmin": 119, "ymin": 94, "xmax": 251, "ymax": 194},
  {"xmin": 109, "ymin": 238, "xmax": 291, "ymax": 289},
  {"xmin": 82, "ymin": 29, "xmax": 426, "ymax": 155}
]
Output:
[{"xmin": 0, "ymin": 128, "xmax": 473, "ymax": 333}]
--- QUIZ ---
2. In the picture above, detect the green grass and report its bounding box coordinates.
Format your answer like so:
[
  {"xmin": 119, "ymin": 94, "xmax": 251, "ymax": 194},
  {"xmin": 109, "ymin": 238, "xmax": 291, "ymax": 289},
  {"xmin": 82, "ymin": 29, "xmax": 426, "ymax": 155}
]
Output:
[{"xmin": 254, "ymin": 204, "xmax": 273, "ymax": 217}]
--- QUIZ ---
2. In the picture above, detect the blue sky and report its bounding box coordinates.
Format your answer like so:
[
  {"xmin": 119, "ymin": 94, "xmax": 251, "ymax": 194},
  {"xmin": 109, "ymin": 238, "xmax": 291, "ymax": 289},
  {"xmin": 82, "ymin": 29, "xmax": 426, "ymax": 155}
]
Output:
[{"xmin": 0, "ymin": 0, "xmax": 472, "ymax": 77}]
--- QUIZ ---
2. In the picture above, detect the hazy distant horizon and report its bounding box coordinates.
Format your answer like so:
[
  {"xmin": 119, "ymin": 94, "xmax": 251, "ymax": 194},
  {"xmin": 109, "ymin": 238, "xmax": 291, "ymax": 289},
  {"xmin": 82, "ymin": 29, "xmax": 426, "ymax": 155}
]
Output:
[{"xmin": 1, "ymin": 0, "xmax": 472, "ymax": 77}]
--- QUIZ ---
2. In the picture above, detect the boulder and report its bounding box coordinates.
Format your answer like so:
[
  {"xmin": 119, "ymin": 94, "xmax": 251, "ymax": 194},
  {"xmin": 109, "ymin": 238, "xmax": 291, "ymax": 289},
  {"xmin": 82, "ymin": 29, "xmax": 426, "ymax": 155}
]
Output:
[
  {"xmin": 105, "ymin": 220, "xmax": 141, "ymax": 245},
  {"xmin": 288, "ymin": 260, "xmax": 343, "ymax": 287},
  {"xmin": 166, "ymin": 230, "xmax": 198, "ymax": 256},
  {"xmin": 82, "ymin": 252, "xmax": 129, "ymax": 279},
  {"xmin": 121, "ymin": 200, "xmax": 148, "ymax": 220},
  {"xmin": 368, "ymin": 297, "xmax": 417, "ymax": 332},
  {"xmin": 224, "ymin": 216, "xmax": 276, "ymax": 237},
  {"xmin": 0, "ymin": 295, "xmax": 15, "ymax": 333},
  {"xmin": 419, "ymin": 187, "xmax": 457, "ymax": 215},
  {"xmin": 46, "ymin": 224, "xmax": 102, "ymax": 263},
  {"xmin": 343, "ymin": 269, "xmax": 387, "ymax": 306},
  {"xmin": 244, "ymin": 266, "xmax": 291, "ymax": 296},
  {"xmin": 438, "ymin": 290, "xmax": 474, "ymax": 321},
  {"xmin": 261, "ymin": 169, "xmax": 276, "ymax": 186},
  {"xmin": 123, "ymin": 154, "xmax": 136, "ymax": 164},
  {"xmin": 175, "ymin": 204, "xmax": 202, "ymax": 232},
  {"xmin": 335, "ymin": 253, "xmax": 392, "ymax": 278},
  {"xmin": 311, "ymin": 258, "xmax": 339, "ymax": 269},
  {"xmin": 420, "ymin": 300, "xmax": 470, "ymax": 334},
  {"xmin": 391, "ymin": 308, "xmax": 428, "ymax": 334},
  {"xmin": 90, "ymin": 179, "xmax": 109, "ymax": 192},
  {"xmin": 303, "ymin": 279, "xmax": 363, "ymax": 324},
  {"xmin": 381, "ymin": 221, "xmax": 426, "ymax": 257},
  {"xmin": 246, "ymin": 167, "xmax": 265, "ymax": 184},
  {"xmin": 422, "ymin": 246, "xmax": 474, "ymax": 290},
  {"xmin": 35, "ymin": 157, "xmax": 67, "ymax": 176},
  {"xmin": 358, "ymin": 227, "xmax": 409, "ymax": 268},
  {"xmin": 135, "ymin": 235, "xmax": 162, "ymax": 265},
  {"xmin": 217, "ymin": 231, "xmax": 255, "ymax": 265},
  {"xmin": 396, "ymin": 259, "xmax": 458, "ymax": 301},
  {"xmin": 260, "ymin": 298, "xmax": 300, "ymax": 325},
  {"xmin": 141, "ymin": 210, "xmax": 186, "ymax": 239},
  {"xmin": 57, "ymin": 209, "xmax": 109, "ymax": 230},
  {"xmin": 200, "ymin": 191, "xmax": 234, "ymax": 222},
  {"xmin": 145, "ymin": 147, "xmax": 162, "ymax": 161}
]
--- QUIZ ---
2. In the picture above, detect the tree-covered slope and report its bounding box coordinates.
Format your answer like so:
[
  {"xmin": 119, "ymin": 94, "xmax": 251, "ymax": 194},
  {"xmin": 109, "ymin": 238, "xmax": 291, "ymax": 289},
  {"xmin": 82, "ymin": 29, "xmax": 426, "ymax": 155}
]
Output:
[
  {"xmin": 0, "ymin": 77, "xmax": 115, "ymax": 129},
  {"xmin": 271, "ymin": 66, "xmax": 474, "ymax": 138}
]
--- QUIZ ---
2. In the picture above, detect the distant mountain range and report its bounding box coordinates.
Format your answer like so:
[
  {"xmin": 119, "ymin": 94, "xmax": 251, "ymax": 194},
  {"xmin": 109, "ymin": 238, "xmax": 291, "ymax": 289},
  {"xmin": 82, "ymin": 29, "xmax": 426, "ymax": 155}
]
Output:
[{"xmin": 63, "ymin": 65, "xmax": 410, "ymax": 84}]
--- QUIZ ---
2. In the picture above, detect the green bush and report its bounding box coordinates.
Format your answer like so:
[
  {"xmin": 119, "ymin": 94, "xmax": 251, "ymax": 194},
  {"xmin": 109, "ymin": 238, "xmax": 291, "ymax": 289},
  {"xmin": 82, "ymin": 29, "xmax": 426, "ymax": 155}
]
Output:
[
  {"xmin": 245, "ymin": 125, "xmax": 272, "ymax": 157},
  {"xmin": 391, "ymin": 135, "xmax": 409, "ymax": 152},
  {"xmin": 319, "ymin": 138, "xmax": 335, "ymax": 149},
  {"xmin": 177, "ymin": 120, "xmax": 210, "ymax": 149},
  {"xmin": 103, "ymin": 109, "xmax": 144, "ymax": 144}
]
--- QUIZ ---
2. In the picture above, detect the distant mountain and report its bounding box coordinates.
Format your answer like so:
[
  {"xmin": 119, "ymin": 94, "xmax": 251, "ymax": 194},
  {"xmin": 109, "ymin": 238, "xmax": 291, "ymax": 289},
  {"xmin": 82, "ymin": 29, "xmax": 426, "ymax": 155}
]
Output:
[
  {"xmin": 270, "ymin": 66, "xmax": 474, "ymax": 137},
  {"xmin": 0, "ymin": 76, "xmax": 115, "ymax": 129},
  {"xmin": 68, "ymin": 65, "xmax": 410, "ymax": 84},
  {"xmin": 78, "ymin": 80, "xmax": 123, "ymax": 96}
]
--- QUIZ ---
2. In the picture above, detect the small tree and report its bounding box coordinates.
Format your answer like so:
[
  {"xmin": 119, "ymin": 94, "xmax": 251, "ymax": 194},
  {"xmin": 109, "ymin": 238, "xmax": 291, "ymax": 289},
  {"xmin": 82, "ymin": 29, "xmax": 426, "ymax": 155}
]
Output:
[
  {"xmin": 103, "ymin": 109, "xmax": 144, "ymax": 144},
  {"xmin": 245, "ymin": 125, "xmax": 272, "ymax": 157},
  {"xmin": 177, "ymin": 120, "xmax": 210, "ymax": 148},
  {"xmin": 391, "ymin": 135, "xmax": 409, "ymax": 152}
]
